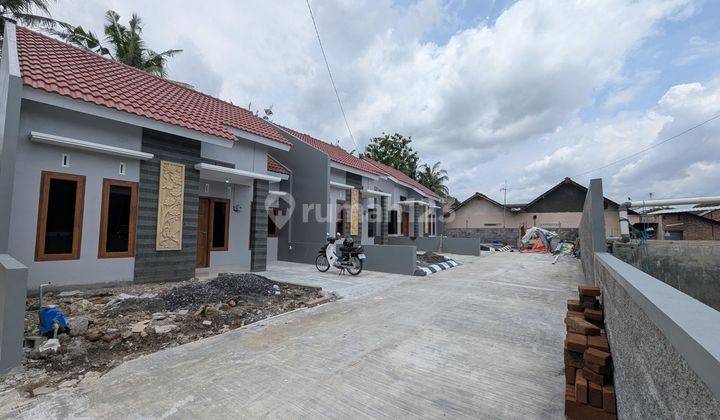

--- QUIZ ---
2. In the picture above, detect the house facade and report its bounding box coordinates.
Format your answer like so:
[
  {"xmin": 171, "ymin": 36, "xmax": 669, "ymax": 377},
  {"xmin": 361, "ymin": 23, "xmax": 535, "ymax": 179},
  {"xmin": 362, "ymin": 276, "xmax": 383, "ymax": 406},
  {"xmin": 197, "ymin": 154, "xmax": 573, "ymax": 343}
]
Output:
[
  {"xmin": 0, "ymin": 24, "xmax": 291, "ymax": 289},
  {"xmin": 445, "ymin": 178, "xmax": 622, "ymax": 241},
  {"xmin": 264, "ymin": 124, "xmax": 443, "ymax": 263}
]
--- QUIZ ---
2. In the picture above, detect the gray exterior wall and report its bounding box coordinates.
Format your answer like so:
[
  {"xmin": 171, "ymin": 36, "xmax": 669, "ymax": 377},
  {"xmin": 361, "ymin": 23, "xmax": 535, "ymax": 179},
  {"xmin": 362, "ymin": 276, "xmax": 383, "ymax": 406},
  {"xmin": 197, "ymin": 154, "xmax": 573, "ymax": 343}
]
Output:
[
  {"xmin": 9, "ymin": 101, "xmax": 142, "ymax": 289},
  {"xmin": 0, "ymin": 24, "xmax": 23, "ymax": 254},
  {"xmin": 0, "ymin": 254, "xmax": 27, "ymax": 374},
  {"xmin": 612, "ymin": 240, "xmax": 720, "ymax": 311},
  {"xmin": 134, "ymin": 130, "xmax": 200, "ymax": 283},
  {"xmin": 271, "ymin": 129, "xmax": 330, "ymax": 264},
  {"xmin": 361, "ymin": 244, "xmax": 417, "ymax": 275}
]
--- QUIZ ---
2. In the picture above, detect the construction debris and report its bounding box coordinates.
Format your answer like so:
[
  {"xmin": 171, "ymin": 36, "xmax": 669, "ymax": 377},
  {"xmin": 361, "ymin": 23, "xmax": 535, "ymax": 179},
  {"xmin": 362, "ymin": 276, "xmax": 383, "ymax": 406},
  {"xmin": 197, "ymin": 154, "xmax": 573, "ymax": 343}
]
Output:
[
  {"xmin": 3, "ymin": 273, "xmax": 329, "ymax": 399},
  {"xmin": 564, "ymin": 284, "xmax": 617, "ymax": 419}
]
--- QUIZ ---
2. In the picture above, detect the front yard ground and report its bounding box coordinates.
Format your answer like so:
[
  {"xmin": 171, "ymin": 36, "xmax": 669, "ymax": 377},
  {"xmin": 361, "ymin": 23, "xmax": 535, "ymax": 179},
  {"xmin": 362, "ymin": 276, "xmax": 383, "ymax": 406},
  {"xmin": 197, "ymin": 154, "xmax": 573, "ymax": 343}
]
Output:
[{"xmin": 2, "ymin": 273, "xmax": 331, "ymax": 398}]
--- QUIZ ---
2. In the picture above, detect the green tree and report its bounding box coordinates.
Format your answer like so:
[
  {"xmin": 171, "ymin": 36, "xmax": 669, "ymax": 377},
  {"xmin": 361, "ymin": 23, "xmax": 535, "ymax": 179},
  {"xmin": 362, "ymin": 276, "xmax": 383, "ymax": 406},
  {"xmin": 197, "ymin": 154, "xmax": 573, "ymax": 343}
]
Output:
[
  {"xmin": 416, "ymin": 161, "xmax": 450, "ymax": 197},
  {"xmin": 364, "ymin": 132, "xmax": 419, "ymax": 178},
  {"xmin": 0, "ymin": 0, "xmax": 59, "ymax": 35},
  {"xmin": 53, "ymin": 11, "xmax": 182, "ymax": 77}
]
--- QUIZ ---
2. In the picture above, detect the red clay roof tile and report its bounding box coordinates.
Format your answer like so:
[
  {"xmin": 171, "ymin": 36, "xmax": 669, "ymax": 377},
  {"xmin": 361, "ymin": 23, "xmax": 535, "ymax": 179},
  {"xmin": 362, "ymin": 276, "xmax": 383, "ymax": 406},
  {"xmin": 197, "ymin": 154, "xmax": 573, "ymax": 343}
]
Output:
[
  {"xmin": 15, "ymin": 26, "xmax": 291, "ymax": 147},
  {"xmin": 267, "ymin": 155, "xmax": 290, "ymax": 175},
  {"xmin": 276, "ymin": 125, "xmax": 381, "ymax": 176},
  {"xmin": 362, "ymin": 158, "xmax": 440, "ymax": 199}
]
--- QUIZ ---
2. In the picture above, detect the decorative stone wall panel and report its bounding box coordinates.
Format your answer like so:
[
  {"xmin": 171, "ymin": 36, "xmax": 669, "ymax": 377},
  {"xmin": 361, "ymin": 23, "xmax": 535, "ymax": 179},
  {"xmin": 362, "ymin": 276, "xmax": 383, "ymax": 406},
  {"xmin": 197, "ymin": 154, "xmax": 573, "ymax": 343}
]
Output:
[{"xmin": 155, "ymin": 160, "xmax": 185, "ymax": 251}]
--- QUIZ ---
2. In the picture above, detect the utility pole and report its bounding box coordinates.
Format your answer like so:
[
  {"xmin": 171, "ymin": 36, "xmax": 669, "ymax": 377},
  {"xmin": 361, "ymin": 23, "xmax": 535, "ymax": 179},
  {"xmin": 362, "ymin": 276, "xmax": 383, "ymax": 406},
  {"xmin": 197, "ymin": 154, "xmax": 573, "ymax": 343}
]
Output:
[{"xmin": 501, "ymin": 180, "xmax": 508, "ymax": 228}]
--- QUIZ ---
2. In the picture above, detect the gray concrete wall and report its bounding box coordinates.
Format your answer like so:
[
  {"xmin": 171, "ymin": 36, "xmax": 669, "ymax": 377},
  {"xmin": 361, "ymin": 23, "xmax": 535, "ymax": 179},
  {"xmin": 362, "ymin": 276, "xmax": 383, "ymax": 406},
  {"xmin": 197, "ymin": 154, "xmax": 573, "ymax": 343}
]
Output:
[
  {"xmin": 361, "ymin": 244, "xmax": 417, "ymax": 276},
  {"xmin": 446, "ymin": 226, "xmax": 578, "ymax": 243},
  {"xmin": 386, "ymin": 236, "xmax": 440, "ymax": 252},
  {"xmin": 9, "ymin": 101, "xmax": 142, "ymax": 289},
  {"xmin": 593, "ymin": 253, "xmax": 720, "ymax": 418},
  {"xmin": 613, "ymin": 240, "xmax": 720, "ymax": 311},
  {"xmin": 134, "ymin": 130, "xmax": 200, "ymax": 283},
  {"xmin": 445, "ymin": 227, "xmax": 520, "ymax": 244},
  {"xmin": 0, "ymin": 254, "xmax": 27, "ymax": 374},
  {"xmin": 271, "ymin": 128, "xmax": 330, "ymax": 263},
  {"xmin": 442, "ymin": 238, "xmax": 481, "ymax": 256},
  {"xmin": 0, "ymin": 24, "xmax": 24, "ymax": 254},
  {"xmin": 578, "ymin": 179, "xmax": 606, "ymax": 283},
  {"xmin": 580, "ymin": 178, "xmax": 720, "ymax": 417}
]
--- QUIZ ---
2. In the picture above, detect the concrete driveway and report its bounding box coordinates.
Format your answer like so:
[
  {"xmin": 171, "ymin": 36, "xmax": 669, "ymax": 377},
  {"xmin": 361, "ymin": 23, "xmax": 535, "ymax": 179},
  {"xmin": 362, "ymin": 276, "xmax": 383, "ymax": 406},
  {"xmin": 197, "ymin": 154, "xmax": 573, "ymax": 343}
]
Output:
[{"xmin": 1, "ymin": 253, "xmax": 581, "ymax": 419}]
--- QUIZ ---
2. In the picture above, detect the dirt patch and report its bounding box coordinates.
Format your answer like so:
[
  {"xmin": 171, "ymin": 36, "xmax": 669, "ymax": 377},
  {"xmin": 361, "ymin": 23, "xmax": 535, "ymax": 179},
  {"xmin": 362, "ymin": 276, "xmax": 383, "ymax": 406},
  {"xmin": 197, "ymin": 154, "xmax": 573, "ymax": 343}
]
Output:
[
  {"xmin": 4, "ymin": 273, "xmax": 332, "ymax": 398},
  {"xmin": 416, "ymin": 251, "xmax": 450, "ymax": 267}
]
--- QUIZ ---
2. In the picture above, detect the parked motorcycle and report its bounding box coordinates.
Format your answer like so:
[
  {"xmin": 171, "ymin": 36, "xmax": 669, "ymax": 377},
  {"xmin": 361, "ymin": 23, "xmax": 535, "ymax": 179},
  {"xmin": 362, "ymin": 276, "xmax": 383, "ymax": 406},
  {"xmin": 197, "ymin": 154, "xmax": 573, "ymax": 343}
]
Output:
[{"xmin": 315, "ymin": 234, "xmax": 365, "ymax": 275}]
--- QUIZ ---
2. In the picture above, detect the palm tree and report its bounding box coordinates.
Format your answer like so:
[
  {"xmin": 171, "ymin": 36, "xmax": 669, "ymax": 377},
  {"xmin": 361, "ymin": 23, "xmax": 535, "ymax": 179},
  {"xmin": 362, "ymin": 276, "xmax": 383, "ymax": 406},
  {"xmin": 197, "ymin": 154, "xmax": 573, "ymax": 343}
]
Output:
[
  {"xmin": 0, "ymin": 0, "xmax": 59, "ymax": 35},
  {"xmin": 416, "ymin": 162, "xmax": 450, "ymax": 197},
  {"xmin": 53, "ymin": 10, "xmax": 182, "ymax": 77}
]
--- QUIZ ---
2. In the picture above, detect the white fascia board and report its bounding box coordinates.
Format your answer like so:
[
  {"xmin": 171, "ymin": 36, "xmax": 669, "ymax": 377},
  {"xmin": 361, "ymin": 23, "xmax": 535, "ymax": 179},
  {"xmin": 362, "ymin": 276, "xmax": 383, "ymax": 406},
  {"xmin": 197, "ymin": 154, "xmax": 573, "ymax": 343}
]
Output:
[
  {"xmin": 268, "ymin": 190, "xmax": 289, "ymax": 196},
  {"xmin": 22, "ymin": 87, "xmax": 235, "ymax": 148},
  {"xmin": 396, "ymin": 200, "xmax": 431, "ymax": 206},
  {"xmin": 330, "ymin": 161, "xmax": 379, "ymax": 180},
  {"xmin": 226, "ymin": 126, "xmax": 291, "ymax": 152},
  {"xmin": 195, "ymin": 162, "xmax": 282, "ymax": 184},
  {"xmin": 362, "ymin": 189, "xmax": 392, "ymax": 198},
  {"xmin": 385, "ymin": 174, "xmax": 431, "ymax": 198},
  {"xmin": 270, "ymin": 173, "xmax": 290, "ymax": 181},
  {"xmin": 330, "ymin": 181, "xmax": 354, "ymax": 190},
  {"xmin": 30, "ymin": 131, "xmax": 154, "ymax": 160}
]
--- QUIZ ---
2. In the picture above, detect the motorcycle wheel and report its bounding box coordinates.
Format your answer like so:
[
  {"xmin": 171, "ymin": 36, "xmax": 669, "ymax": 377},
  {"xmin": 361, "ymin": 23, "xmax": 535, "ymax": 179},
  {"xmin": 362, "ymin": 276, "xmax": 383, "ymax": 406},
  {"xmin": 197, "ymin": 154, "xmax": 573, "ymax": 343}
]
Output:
[
  {"xmin": 347, "ymin": 256, "xmax": 363, "ymax": 276},
  {"xmin": 315, "ymin": 254, "xmax": 330, "ymax": 272}
]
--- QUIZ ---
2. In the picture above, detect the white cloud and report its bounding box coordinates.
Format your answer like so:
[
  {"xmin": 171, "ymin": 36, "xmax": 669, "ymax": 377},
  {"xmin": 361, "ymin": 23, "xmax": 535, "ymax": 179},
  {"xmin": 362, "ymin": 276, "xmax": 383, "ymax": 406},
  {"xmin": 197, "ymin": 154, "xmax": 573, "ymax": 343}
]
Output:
[
  {"xmin": 515, "ymin": 77, "xmax": 720, "ymax": 202},
  {"xmin": 45, "ymin": 0, "xmax": 711, "ymax": 203}
]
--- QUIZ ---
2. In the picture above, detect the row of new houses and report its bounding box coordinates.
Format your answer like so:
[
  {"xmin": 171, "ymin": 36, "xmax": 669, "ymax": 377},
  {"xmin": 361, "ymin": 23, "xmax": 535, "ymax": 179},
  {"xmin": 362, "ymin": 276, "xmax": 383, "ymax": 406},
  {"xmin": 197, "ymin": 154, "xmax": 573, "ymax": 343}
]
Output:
[{"xmin": 0, "ymin": 23, "xmax": 443, "ymax": 289}]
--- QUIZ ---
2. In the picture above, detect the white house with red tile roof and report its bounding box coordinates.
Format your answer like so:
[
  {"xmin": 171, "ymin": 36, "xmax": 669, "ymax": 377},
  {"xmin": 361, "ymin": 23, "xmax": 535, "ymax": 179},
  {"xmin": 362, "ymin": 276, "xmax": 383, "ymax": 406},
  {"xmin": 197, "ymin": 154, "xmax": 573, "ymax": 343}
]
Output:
[
  {"xmin": 0, "ymin": 23, "xmax": 290, "ymax": 288},
  {"xmin": 362, "ymin": 158, "xmax": 444, "ymax": 239},
  {"xmin": 259, "ymin": 122, "xmax": 444, "ymax": 264}
]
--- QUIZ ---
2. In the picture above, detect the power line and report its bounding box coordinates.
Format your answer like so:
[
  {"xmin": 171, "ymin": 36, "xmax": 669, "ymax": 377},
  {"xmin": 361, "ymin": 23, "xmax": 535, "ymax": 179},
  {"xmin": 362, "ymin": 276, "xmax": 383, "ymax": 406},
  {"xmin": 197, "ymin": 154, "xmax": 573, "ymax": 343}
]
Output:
[
  {"xmin": 305, "ymin": 0, "xmax": 359, "ymax": 153},
  {"xmin": 498, "ymin": 112, "xmax": 720, "ymax": 202},
  {"xmin": 570, "ymin": 112, "xmax": 720, "ymax": 178}
]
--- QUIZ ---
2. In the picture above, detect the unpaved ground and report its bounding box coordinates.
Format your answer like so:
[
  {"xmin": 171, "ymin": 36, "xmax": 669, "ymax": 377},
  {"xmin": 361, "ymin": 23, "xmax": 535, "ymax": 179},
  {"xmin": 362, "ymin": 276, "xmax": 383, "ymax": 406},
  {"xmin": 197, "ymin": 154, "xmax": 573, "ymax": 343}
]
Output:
[{"xmin": 3, "ymin": 273, "xmax": 329, "ymax": 398}]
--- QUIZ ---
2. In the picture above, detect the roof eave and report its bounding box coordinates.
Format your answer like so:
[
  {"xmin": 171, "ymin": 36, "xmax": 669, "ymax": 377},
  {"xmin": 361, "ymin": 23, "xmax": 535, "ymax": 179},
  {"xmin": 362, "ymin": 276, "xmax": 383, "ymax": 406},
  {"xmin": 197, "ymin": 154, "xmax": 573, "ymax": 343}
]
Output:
[
  {"xmin": 227, "ymin": 126, "xmax": 291, "ymax": 151},
  {"xmin": 23, "ymin": 86, "xmax": 236, "ymax": 148}
]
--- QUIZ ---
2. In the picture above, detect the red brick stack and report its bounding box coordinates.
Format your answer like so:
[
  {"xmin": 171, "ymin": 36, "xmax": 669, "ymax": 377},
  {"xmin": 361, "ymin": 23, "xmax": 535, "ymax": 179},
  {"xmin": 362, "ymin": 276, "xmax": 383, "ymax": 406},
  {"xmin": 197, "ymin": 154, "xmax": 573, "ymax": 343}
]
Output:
[{"xmin": 564, "ymin": 285, "xmax": 617, "ymax": 419}]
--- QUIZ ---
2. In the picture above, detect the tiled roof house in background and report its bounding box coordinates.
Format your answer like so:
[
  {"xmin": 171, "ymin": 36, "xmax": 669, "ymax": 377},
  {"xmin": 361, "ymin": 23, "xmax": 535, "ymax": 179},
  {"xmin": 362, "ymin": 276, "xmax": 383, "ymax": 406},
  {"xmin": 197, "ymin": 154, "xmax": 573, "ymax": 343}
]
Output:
[{"xmin": 0, "ymin": 23, "xmax": 291, "ymax": 289}]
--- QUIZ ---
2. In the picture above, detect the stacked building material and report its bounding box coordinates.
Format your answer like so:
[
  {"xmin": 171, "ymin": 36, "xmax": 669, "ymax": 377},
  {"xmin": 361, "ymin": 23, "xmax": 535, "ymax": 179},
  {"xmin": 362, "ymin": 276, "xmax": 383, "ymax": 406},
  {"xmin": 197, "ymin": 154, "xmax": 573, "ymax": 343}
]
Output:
[{"xmin": 564, "ymin": 285, "xmax": 617, "ymax": 419}]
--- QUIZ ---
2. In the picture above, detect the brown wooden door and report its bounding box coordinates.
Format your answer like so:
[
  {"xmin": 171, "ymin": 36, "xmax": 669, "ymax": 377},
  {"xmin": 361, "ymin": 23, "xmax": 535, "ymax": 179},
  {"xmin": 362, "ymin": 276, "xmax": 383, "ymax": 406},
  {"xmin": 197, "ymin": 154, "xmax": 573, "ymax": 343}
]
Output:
[
  {"xmin": 196, "ymin": 197, "xmax": 210, "ymax": 268},
  {"xmin": 401, "ymin": 211, "xmax": 409, "ymax": 236}
]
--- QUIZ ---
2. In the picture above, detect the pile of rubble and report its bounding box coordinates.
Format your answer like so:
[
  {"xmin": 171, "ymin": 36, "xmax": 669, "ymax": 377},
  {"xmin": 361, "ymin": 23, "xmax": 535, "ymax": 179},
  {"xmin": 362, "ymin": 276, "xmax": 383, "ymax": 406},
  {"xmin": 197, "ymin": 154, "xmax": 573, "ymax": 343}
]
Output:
[
  {"xmin": 416, "ymin": 251, "xmax": 449, "ymax": 267},
  {"xmin": 564, "ymin": 285, "xmax": 617, "ymax": 419},
  {"xmin": 6, "ymin": 273, "xmax": 331, "ymax": 398}
]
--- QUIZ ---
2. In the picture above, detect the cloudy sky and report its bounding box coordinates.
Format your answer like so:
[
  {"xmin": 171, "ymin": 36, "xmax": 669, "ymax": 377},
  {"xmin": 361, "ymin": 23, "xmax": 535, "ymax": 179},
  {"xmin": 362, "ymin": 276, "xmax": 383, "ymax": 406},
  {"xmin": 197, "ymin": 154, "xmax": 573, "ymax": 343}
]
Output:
[{"xmin": 47, "ymin": 0, "xmax": 720, "ymax": 204}]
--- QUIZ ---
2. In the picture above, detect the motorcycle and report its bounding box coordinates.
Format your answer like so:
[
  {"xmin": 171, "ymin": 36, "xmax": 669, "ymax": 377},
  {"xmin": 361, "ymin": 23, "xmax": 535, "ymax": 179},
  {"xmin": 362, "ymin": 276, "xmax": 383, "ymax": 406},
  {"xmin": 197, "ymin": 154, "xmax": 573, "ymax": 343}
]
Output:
[{"xmin": 315, "ymin": 234, "xmax": 365, "ymax": 275}]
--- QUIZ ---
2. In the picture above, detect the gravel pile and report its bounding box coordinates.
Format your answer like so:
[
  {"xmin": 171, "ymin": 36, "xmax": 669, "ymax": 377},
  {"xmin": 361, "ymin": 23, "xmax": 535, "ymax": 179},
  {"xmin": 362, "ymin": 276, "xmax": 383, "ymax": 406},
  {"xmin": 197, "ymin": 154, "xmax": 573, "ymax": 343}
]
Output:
[
  {"xmin": 106, "ymin": 274, "xmax": 286, "ymax": 313},
  {"xmin": 417, "ymin": 251, "xmax": 448, "ymax": 265}
]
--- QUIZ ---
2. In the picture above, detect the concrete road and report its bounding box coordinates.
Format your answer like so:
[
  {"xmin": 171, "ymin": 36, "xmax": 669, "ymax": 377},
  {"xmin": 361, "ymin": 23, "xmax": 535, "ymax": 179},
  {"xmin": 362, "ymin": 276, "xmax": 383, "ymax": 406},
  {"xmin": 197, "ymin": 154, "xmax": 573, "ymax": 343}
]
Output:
[{"xmin": 2, "ymin": 253, "xmax": 581, "ymax": 419}]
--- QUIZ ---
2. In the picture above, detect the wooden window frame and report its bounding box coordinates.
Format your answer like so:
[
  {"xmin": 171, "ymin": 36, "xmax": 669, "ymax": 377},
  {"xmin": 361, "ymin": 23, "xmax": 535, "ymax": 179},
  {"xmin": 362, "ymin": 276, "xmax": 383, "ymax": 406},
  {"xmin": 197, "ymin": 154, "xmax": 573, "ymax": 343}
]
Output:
[
  {"xmin": 208, "ymin": 197, "xmax": 230, "ymax": 252},
  {"xmin": 98, "ymin": 179, "xmax": 138, "ymax": 258},
  {"xmin": 35, "ymin": 171, "xmax": 86, "ymax": 261}
]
